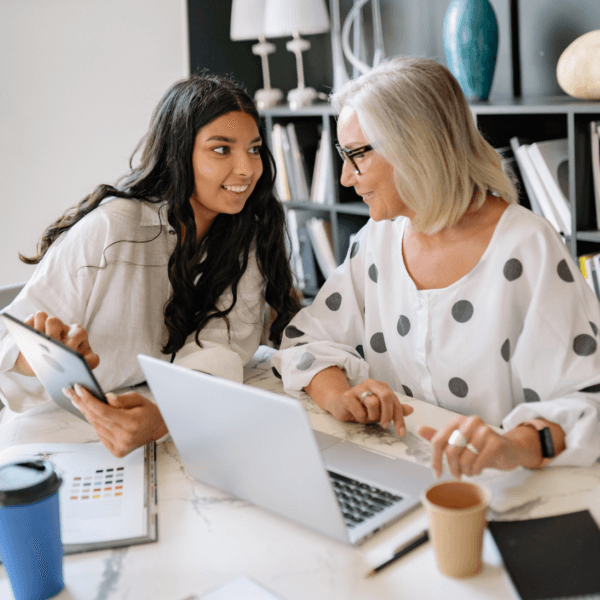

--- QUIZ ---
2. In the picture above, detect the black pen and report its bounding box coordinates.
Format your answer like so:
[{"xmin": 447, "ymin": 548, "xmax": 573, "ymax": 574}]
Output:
[{"xmin": 365, "ymin": 529, "xmax": 429, "ymax": 577}]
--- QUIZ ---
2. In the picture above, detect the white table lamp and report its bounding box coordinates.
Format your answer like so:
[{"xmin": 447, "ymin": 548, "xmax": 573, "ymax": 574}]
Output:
[
  {"xmin": 264, "ymin": 0, "xmax": 330, "ymax": 109},
  {"xmin": 230, "ymin": 0, "xmax": 283, "ymax": 110}
]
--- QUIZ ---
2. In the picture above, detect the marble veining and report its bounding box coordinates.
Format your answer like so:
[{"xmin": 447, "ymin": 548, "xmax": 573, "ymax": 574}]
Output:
[
  {"xmin": 186, "ymin": 486, "xmax": 249, "ymax": 524},
  {"xmin": 400, "ymin": 431, "xmax": 434, "ymax": 466},
  {"xmin": 0, "ymin": 346, "xmax": 599, "ymax": 600},
  {"xmin": 93, "ymin": 548, "xmax": 128, "ymax": 600}
]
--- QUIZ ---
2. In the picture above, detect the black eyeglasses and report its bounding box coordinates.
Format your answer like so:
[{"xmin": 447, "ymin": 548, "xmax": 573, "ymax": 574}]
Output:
[{"xmin": 335, "ymin": 144, "xmax": 373, "ymax": 175}]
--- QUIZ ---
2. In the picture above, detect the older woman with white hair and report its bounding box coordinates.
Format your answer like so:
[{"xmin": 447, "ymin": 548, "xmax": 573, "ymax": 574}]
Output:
[{"xmin": 272, "ymin": 56, "xmax": 600, "ymax": 478}]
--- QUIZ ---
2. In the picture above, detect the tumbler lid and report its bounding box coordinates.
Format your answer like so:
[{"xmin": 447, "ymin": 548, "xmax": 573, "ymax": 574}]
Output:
[{"xmin": 0, "ymin": 460, "xmax": 62, "ymax": 506}]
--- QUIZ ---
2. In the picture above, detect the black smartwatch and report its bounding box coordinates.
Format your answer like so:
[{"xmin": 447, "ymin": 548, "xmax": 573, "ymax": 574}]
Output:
[{"xmin": 517, "ymin": 419, "xmax": 555, "ymax": 466}]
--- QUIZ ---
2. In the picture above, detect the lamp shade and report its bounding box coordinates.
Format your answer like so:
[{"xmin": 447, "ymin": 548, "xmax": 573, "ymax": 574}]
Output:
[
  {"xmin": 264, "ymin": 0, "xmax": 330, "ymax": 38},
  {"xmin": 231, "ymin": 0, "xmax": 266, "ymax": 41}
]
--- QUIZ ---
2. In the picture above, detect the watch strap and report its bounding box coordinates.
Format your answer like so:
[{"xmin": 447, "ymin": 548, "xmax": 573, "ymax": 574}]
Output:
[{"xmin": 538, "ymin": 426, "xmax": 555, "ymax": 459}]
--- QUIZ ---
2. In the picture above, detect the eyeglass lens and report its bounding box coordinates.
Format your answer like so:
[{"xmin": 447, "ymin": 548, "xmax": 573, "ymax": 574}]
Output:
[{"xmin": 336, "ymin": 145, "xmax": 361, "ymax": 174}]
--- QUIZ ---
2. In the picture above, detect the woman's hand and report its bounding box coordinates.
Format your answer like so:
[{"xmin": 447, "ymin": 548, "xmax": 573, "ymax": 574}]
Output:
[
  {"xmin": 304, "ymin": 367, "xmax": 413, "ymax": 437},
  {"xmin": 13, "ymin": 311, "xmax": 99, "ymax": 376},
  {"xmin": 418, "ymin": 415, "xmax": 548, "ymax": 479},
  {"xmin": 324, "ymin": 380, "xmax": 414, "ymax": 436},
  {"xmin": 63, "ymin": 384, "xmax": 168, "ymax": 458}
]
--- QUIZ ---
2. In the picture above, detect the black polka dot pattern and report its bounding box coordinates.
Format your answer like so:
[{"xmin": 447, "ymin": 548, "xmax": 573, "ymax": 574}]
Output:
[
  {"xmin": 296, "ymin": 352, "xmax": 316, "ymax": 371},
  {"xmin": 272, "ymin": 366, "xmax": 282, "ymax": 380},
  {"xmin": 591, "ymin": 322, "xmax": 599, "ymax": 337},
  {"xmin": 573, "ymin": 334, "xmax": 597, "ymax": 356},
  {"xmin": 449, "ymin": 377, "xmax": 468, "ymax": 398},
  {"xmin": 402, "ymin": 385, "xmax": 413, "ymax": 397},
  {"xmin": 503, "ymin": 258, "xmax": 523, "ymax": 281},
  {"xmin": 356, "ymin": 345, "xmax": 365, "ymax": 359},
  {"xmin": 451, "ymin": 300, "xmax": 474, "ymax": 323},
  {"xmin": 350, "ymin": 241, "xmax": 359, "ymax": 258},
  {"xmin": 368, "ymin": 264, "xmax": 378, "ymax": 282},
  {"xmin": 580, "ymin": 383, "xmax": 600, "ymax": 393},
  {"xmin": 285, "ymin": 325, "xmax": 305, "ymax": 339},
  {"xmin": 501, "ymin": 339, "xmax": 510, "ymax": 362},
  {"xmin": 370, "ymin": 332, "xmax": 387, "ymax": 353},
  {"xmin": 325, "ymin": 292, "xmax": 342, "ymax": 311},
  {"xmin": 294, "ymin": 342, "xmax": 307, "ymax": 347},
  {"xmin": 523, "ymin": 388, "xmax": 540, "ymax": 402},
  {"xmin": 397, "ymin": 315, "xmax": 411, "ymax": 336},
  {"xmin": 557, "ymin": 259, "xmax": 574, "ymax": 282}
]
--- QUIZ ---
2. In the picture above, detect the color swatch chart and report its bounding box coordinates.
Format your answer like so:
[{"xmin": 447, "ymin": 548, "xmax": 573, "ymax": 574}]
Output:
[{"xmin": 68, "ymin": 465, "xmax": 126, "ymax": 501}]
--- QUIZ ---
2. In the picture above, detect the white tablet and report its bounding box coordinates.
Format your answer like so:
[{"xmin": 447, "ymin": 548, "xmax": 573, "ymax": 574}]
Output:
[{"xmin": 0, "ymin": 312, "xmax": 106, "ymax": 420}]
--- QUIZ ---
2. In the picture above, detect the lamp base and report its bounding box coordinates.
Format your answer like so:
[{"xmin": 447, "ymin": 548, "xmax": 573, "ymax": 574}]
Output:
[
  {"xmin": 287, "ymin": 87, "xmax": 318, "ymax": 110},
  {"xmin": 255, "ymin": 87, "xmax": 284, "ymax": 110}
]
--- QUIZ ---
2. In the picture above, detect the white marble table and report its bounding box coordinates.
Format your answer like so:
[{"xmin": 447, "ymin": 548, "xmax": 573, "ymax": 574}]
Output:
[{"xmin": 1, "ymin": 347, "xmax": 599, "ymax": 600}]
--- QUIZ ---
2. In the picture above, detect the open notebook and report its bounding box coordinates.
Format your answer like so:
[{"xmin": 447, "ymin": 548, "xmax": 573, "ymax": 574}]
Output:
[{"xmin": 0, "ymin": 441, "xmax": 157, "ymax": 554}]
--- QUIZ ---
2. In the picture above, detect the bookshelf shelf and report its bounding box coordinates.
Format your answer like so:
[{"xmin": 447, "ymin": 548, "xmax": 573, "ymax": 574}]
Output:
[
  {"xmin": 577, "ymin": 231, "xmax": 600, "ymax": 243},
  {"xmin": 470, "ymin": 95, "xmax": 600, "ymax": 114},
  {"xmin": 471, "ymin": 95, "xmax": 600, "ymax": 262},
  {"xmin": 285, "ymin": 201, "xmax": 369, "ymax": 216},
  {"xmin": 469, "ymin": 95, "xmax": 600, "ymax": 114},
  {"xmin": 263, "ymin": 96, "xmax": 600, "ymax": 295}
]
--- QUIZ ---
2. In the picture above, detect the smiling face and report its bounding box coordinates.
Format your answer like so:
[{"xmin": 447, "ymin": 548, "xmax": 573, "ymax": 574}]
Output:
[
  {"xmin": 190, "ymin": 110, "xmax": 263, "ymax": 238},
  {"xmin": 337, "ymin": 106, "xmax": 415, "ymax": 222}
]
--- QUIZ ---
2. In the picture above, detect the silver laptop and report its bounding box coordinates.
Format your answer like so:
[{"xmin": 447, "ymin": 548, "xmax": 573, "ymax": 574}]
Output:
[{"xmin": 138, "ymin": 355, "xmax": 436, "ymax": 545}]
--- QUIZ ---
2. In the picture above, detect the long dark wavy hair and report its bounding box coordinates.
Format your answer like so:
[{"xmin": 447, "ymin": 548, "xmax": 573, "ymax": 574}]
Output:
[{"xmin": 21, "ymin": 73, "xmax": 300, "ymax": 353}]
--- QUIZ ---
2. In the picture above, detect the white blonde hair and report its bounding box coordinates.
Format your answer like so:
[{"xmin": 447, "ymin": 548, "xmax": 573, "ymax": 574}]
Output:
[{"xmin": 331, "ymin": 56, "xmax": 517, "ymax": 233}]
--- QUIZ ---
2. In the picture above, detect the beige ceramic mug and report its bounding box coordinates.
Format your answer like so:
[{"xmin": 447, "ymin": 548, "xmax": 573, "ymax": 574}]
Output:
[{"xmin": 421, "ymin": 480, "xmax": 491, "ymax": 578}]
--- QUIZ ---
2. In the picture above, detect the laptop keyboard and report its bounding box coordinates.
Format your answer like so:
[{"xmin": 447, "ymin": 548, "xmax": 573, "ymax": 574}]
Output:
[{"xmin": 328, "ymin": 471, "xmax": 403, "ymax": 529}]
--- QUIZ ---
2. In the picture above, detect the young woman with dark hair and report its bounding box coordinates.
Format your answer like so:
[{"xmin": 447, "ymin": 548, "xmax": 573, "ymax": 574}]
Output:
[{"xmin": 0, "ymin": 73, "xmax": 300, "ymax": 457}]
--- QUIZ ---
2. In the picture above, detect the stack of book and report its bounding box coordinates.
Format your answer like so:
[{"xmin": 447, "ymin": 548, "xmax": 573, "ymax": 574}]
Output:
[
  {"xmin": 578, "ymin": 252, "xmax": 600, "ymax": 300},
  {"xmin": 510, "ymin": 137, "xmax": 571, "ymax": 237},
  {"xmin": 271, "ymin": 123, "xmax": 338, "ymax": 294},
  {"xmin": 573, "ymin": 122, "xmax": 600, "ymax": 301},
  {"xmin": 271, "ymin": 123, "xmax": 335, "ymax": 205},
  {"xmin": 589, "ymin": 120, "xmax": 600, "ymax": 230}
]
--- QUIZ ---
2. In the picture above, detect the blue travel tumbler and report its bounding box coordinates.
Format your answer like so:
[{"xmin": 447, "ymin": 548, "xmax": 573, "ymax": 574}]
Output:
[{"xmin": 0, "ymin": 460, "xmax": 64, "ymax": 600}]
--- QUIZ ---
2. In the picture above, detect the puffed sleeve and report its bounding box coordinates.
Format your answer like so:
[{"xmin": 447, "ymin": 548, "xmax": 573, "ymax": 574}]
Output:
[
  {"xmin": 502, "ymin": 225, "xmax": 600, "ymax": 466},
  {"xmin": 173, "ymin": 247, "xmax": 266, "ymax": 383},
  {"xmin": 0, "ymin": 208, "xmax": 112, "ymax": 411},
  {"xmin": 271, "ymin": 224, "xmax": 372, "ymax": 397}
]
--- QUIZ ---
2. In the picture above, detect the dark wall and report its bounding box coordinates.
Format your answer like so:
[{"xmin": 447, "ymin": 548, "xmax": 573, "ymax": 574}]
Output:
[
  {"xmin": 187, "ymin": 0, "xmax": 333, "ymax": 97},
  {"xmin": 187, "ymin": 0, "xmax": 600, "ymax": 100},
  {"xmin": 188, "ymin": 0, "xmax": 262, "ymax": 91}
]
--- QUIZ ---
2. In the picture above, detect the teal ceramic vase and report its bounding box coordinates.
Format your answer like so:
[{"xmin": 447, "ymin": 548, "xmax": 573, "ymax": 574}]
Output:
[{"xmin": 443, "ymin": 0, "xmax": 499, "ymax": 101}]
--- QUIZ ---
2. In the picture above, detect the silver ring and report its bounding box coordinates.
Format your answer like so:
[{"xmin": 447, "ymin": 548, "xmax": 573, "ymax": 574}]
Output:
[
  {"xmin": 448, "ymin": 429, "xmax": 468, "ymax": 448},
  {"xmin": 360, "ymin": 391, "xmax": 374, "ymax": 400},
  {"xmin": 465, "ymin": 443, "xmax": 480, "ymax": 455}
]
